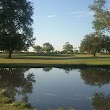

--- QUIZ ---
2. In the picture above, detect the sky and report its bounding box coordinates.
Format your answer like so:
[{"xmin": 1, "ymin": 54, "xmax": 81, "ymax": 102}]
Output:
[{"xmin": 29, "ymin": 0, "xmax": 96, "ymax": 51}]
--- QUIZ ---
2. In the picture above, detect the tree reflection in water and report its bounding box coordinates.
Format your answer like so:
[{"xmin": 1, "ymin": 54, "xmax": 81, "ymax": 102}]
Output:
[
  {"xmin": 0, "ymin": 68, "xmax": 36, "ymax": 103},
  {"xmin": 79, "ymin": 67, "xmax": 110, "ymax": 110},
  {"xmin": 80, "ymin": 67, "xmax": 110, "ymax": 87},
  {"xmin": 92, "ymin": 92, "xmax": 110, "ymax": 110},
  {"xmin": 43, "ymin": 67, "xmax": 52, "ymax": 72},
  {"xmin": 1, "ymin": 67, "xmax": 109, "ymax": 109},
  {"xmin": 62, "ymin": 67, "xmax": 74, "ymax": 74}
]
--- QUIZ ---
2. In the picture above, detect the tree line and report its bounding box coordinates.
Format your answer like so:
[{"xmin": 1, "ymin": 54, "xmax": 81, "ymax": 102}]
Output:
[
  {"xmin": 33, "ymin": 42, "xmax": 75, "ymax": 54},
  {"xmin": 33, "ymin": 0, "xmax": 110, "ymax": 56}
]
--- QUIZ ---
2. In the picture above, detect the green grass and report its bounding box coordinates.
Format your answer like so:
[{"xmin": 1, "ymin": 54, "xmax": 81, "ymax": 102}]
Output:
[{"xmin": 0, "ymin": 54, "xmax": 110, "ymax": 67}]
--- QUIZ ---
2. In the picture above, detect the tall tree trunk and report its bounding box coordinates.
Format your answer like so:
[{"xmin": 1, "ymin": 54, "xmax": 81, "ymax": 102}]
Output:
[
  {"xmin": 93, "ymin": 53, "xmax": 96, "ymax": 57},
  {"xmin": 8, "ymin": 49, "xmax": 12, "ymax": 59}
]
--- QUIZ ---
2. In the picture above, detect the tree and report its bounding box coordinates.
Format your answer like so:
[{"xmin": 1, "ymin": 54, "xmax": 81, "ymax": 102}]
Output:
[
  {"xmin": 0, "ymin": 0, "xmax": 35, "ymax": 58},
  {"xmin": 43, "ymin": 42, "xmax": 54, "ymax": 53},
  {"xmin": 80, "ymin": 32, "xmax": 104, "ymax": 56},
  {"xmin": 89, "ymin": 0, "xmax": 110, "ymax": 32},
  {"xmin": 33, "ymin": 45, "xmax": 42, "ymax": 54},
  {"xmin": 63, "ymin": 42, "xmax": 73, "ymax": 54},
  {"xmin": 103, "ymin": 35, "xmax": 110, "ymax": 52}
]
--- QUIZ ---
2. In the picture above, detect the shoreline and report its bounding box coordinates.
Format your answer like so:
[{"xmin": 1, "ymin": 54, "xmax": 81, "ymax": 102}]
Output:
[{"xmin": 0, "ymin": 63, "xmax": 110, "ymax": 68}]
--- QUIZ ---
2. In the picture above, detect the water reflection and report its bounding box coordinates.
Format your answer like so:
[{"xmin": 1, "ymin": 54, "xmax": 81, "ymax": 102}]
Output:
[
  {"xmin": 92, "ymin": 92, "xmax": 110, "ymax": 110},
  {"xmin": 43, "ymin": 67, "xmax": 75, "ymax": 73},
  {"xmin": 62, "ymin": 67, "xmax": 74, "ymax": 74},
  {"xmin": 0, "ymin": 67, "xmax": 110, "ymax": 110},
  {"xmin": 79, "ymin": 67, "xmax": 110, "ymax": 109},
  {"xmin": 80, "ymin": 68, "xmax": 110, "ymax": 87},
  {"xmin": 0, "ymin": 68, "xmax": 35, "ymax": 103},
  {"xmin": 43, "ymin": 67, "xmax": 52, "ymax": 72}
]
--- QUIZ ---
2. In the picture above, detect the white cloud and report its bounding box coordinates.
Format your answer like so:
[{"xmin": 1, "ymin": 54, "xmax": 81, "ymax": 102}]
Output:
[
  {"xmin": 72, "ymin": 11, "xmax": 82, "ymax": 14},
  {"xmin": 71, "ymin": 11, "xmax": 94, "ymax": 17},
  {"xmin": 87, "ymin": 11, "xmax": 94, "ymax": 15},
  {"xmin": 47, "ymin": 14, "xmax": 56, "ymax": 18}
]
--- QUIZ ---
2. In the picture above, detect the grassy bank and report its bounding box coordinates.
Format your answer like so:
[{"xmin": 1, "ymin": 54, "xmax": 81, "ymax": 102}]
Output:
[{"xmin": 0, "ymin": 54, "xmax": 110, "ymax": 67}]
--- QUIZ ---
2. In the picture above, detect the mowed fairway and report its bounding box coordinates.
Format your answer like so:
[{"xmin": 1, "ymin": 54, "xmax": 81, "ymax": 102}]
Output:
[{"xmin": 0, "ymin": 54, "xmax": 110, "ymax": 67}]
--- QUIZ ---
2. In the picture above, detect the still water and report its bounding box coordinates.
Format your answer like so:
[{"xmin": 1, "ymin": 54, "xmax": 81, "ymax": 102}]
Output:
[{"xmin": 0, "ymin": 67, "xmax": 110, "ymax": 110}]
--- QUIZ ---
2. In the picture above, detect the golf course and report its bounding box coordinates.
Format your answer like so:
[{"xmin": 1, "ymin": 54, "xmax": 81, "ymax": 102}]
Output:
[{"xmin": 0, "ymin": 54, "xmax": 110, "ymax": 67}]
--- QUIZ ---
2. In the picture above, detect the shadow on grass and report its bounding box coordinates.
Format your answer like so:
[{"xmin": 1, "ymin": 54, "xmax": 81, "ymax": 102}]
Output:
[
  {"xmin": 8, "ymin": 56, "xmax": 110, "ymax": 60},
  {"xmin": 1, "ymin": 53, "xmax": 110, "ymax": 60},
  {"xmin": 17, "ymin": 54, "xmax": 73, "ymax": 57}
]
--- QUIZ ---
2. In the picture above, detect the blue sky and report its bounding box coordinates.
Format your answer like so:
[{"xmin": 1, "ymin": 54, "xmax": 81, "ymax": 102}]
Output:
[{"xmin": 30, "ymin": 0, "xmax": 95, "ymax": 51}]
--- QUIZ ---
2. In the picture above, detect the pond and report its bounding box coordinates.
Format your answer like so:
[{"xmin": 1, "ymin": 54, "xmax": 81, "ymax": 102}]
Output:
[{"xmin": 0, "ymin": 67, "xmax": 110, "ymax": 110}]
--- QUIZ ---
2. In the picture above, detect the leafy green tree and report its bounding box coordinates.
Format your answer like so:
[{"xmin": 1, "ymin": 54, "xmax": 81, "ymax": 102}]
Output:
[
  {"xmin": 43, "ymin": 42, "xmax": 54, "ymax": 53},
  {"xmin": 63, "ymin": 42, "xmax": 73, "ymax": 54},
  {"xmin": 89, "ymin": 0, "xmax": 110, "ymax": 32},
  {"xmin": 33, "ymin": 45, "xmax": 42, "ymax": 54},
  {"xmin": 0, "ymin": 0, "xmax": 35, "ymax": 58},
  {"xmin": 80, "ymin": 33, "xmax": 104, "ymax": 56},
  {"xmin": 103, "ymin": 35, "xmax": 110, "ymax": 52},
  {"xmin": 89, "ymin": 0, "xmax": 110, "ymax": 53}
]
